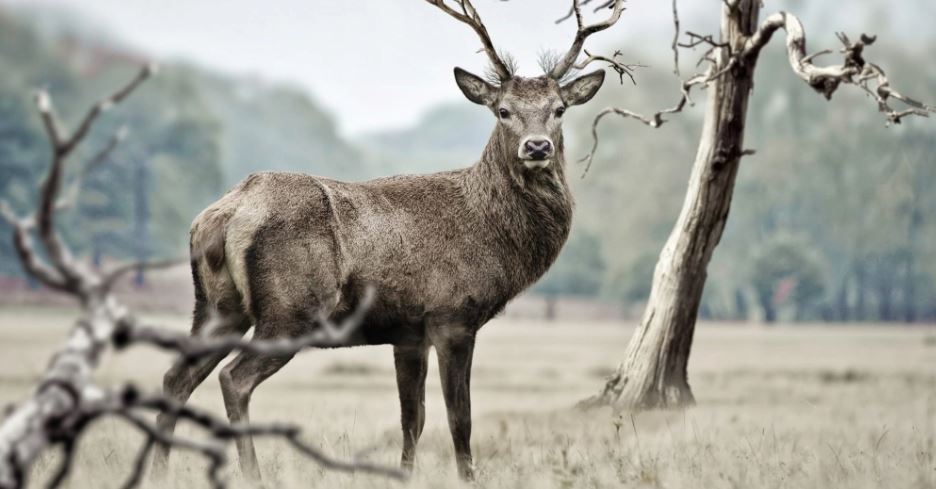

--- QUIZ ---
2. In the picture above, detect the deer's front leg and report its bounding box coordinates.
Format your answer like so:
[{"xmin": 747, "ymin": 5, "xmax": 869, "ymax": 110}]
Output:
[
  {"xmin": 394, "ymin": 344, "xmax": 429, "ymax": 472},
  {"xmin": 431, "ymin": 325, "xmax": 476, "ymax": 481}
]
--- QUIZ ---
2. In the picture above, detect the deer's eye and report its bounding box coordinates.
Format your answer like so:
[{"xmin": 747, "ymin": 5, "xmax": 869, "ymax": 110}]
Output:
[
  {"xmin": 498, "ymin": 108, "xmax": 510, "ymax": 119},
  {"xmin": 555, "ymin": 106, "xmax": 566, "ymax": 118}
]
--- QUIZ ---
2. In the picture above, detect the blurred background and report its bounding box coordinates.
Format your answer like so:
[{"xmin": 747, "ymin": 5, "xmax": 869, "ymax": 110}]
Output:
[{"xmin": 1, "ymin": 0, "xmax": 934, "ymax": 323}]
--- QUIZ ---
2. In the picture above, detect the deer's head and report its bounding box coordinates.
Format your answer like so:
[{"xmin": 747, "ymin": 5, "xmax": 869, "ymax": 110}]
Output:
[
  {"xmin": 427, "ymin": 0, "xmax": 625, "ymax": 171},
  {"xmin": 454, "ymin": 69, "xmax": 604, "ymax": 170}
]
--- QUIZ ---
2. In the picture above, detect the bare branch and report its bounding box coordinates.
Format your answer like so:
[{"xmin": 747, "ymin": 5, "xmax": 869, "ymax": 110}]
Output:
[
  {"xmin": 679, "ymin": 31, "xmax": 731, "ymax": 51},
  {"xmin": 0, "ymin": 66, "xmax": 403, "ymax": 489},
  {"xmin": 425, "ymin": 0, "xmax": 513, "ymax": 81},
  {"xmin": 671, "ymin": 0, "xmax": 680, "ymax": 75},
  {"xmin": 58, "ymin": 126, "xmax": 128, "ymax": 212},
  {"xmin": 113, "ymin": 287, "xmax": 376, "ymax": 360},
  {"xmin": 743, "ymin": 12, "xmax": 936, "ymax": 123},
  {"xmin": 34, "ymin": 91, "xmax": 64, "ymax": 151},
  {"xmin": 33, "ymin": 65, "xmax": 156, "ymax": 294},
  {"xmin": 579, "ymin": 5, "xmax": 936, "ymax": 179},
  {"xmin": 60, "ymin": 64, "xmax": 157, "ymax": 156},
  {"xmin": 115, "ymin": 409, "xmax": 227, "ymax": 488},
  {"xmin": 0, "ymin": 201, "xmax": 68, "ymax": 291},
  {"xmin": 127, "ymin": 388, "xmax": 406, "ymax": 484},
  {"xmin": 550, "ymin": 0, "xmax": 628, "ymax": 80},
  {"xmin": 101, "ymin": 256, "xmax": 186, "ymax": 293},
  {"xmin": 579, "ymin": 70, "xmax": 715, "ymax": 176},
  {"xmin": 119, "ymin": 438, "xmax": 154, "ymax": 489}
]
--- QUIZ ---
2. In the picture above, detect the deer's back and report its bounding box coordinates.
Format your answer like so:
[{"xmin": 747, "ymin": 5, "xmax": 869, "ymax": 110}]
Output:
[{"xmin": 193, "ymin": 171, "xmax": 524, "ymax": 345}]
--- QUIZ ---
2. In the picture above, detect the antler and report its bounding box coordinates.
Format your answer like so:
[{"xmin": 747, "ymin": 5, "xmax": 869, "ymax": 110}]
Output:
[
  {"xmin": 550, "ymin": 0, "xmax": 627, "ymax": 80},
  {"xmin": 425, "ymin": 0, "xmax": 513, "ymax": 82}
]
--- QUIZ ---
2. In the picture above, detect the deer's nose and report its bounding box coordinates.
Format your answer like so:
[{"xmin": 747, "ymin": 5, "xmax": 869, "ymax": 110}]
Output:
[{"xmin": 523, "ymin": 139, "xmax": 553, "ymax": 159}]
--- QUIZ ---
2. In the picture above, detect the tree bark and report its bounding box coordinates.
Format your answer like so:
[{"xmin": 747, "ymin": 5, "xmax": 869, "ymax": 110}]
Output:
[{"xmin": 584, "ymin": 1, "xmax": 762, "ymax": 410}]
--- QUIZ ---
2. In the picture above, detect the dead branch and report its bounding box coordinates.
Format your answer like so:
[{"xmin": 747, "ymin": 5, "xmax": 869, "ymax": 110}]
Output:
[
  {"xmin": 425, "ymin": 0, "xmax": 514, "ymax": 81},
  {"xmin": 577, "ymin": 3, "xmax": 936, "ymax": 176},
  {"xmin": 113, "ymin": 287, "xmax": 375, "ymax": 361},
  {"xmin": 743, "ymin": 12, "xmax": 936, "ymax": 123},
  {"xmin": 670, "ymin": 0, "xmax": 680, "ymax": 75},
  {"xmin": 57, "ymin": 125, "xmax": 128, "ymax": 212},
  {"xmin": 579, "ymin": 68, "xmax": 720, "ymax": 176},
  {"xmin": 0, "ymin": 66, "xmax": 402, "ymax": 489},
  {"xmin": 679, "ymin": 31, "xmax": 731, "ymax": 51}
]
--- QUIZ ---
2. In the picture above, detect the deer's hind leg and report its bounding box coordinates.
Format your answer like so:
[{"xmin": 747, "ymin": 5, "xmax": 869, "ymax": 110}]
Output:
[
  {"xmin": 218, "ymin": 333, "xmax": 296, "ymax": 481},
  {"xmin": 219, "ymin": 233, "xmax": 344, "ymax": 481},
  {"xmin": 152, "ymin": 269, "xmax": 251, "ymax": 477}
]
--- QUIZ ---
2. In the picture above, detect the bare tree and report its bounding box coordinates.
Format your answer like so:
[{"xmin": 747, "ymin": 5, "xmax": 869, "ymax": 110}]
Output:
[
  {"xmin": 578, "ymin": 0, "xmax": 935, "ymax": 409},
  {"xmin": 0, "ymin": 66, "xmax": 403, "ymax": 488}
]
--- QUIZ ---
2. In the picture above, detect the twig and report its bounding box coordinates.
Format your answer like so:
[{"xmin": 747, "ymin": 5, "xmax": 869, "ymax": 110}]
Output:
[
  {"xmin": 743, "ymin": 13, "xmax": 936, "ymax": 123},
  {"xmin": 671, "ymin": 0, "xmax": 680, "ymax": 75}
]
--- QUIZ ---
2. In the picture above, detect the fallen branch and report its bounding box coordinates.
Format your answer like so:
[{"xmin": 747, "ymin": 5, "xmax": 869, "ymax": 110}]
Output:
[{"xmin": 0, "ymin": 65, "xmax": 403, "ymax": 489}]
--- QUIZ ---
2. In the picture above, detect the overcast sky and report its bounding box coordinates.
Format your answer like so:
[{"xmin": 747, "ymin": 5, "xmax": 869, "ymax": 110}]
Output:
[
  {"xmin": 2, "ymin": 0, "xmax": 717, "ymax": 135},
  {"xmin": 2, "ymin": 0, "xmax": 920, "ymax": 135}
]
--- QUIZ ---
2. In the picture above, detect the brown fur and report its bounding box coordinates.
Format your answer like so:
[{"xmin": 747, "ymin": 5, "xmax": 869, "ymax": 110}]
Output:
[{"xmin": 152, "ymin": 71, "xmax": 605, "ymax": 481}]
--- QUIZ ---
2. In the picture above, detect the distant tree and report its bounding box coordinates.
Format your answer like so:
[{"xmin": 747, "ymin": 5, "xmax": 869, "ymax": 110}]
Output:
[
  {"xmin": 749, "ymin": 234, "xmax": 826, "ymax": 322},
  {"xmin": 532, "ymin": 229, "xmax": 606, "ymax": 319},
  {"xmin": 0, "ymin": 90, "xmax": 45, "ymax": 275},
  {"xmin": 610, "ymin": 253, "xmax": 656, "ymax": 306}
]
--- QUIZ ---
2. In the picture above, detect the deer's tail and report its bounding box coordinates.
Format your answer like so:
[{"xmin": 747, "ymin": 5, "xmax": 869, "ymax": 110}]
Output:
[{"xmin": 191, "ymin": 205, "xmax": 232, "ymax": 274}]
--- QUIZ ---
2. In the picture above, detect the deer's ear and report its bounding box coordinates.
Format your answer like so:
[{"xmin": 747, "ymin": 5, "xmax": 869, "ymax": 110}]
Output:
[
  {"xmin": 454, "ymin": 67, "xmax": 497, "ymax": 106},
  {"xmin": 560, "ymin": 70, "xmax": 605, "ymax": 106}
]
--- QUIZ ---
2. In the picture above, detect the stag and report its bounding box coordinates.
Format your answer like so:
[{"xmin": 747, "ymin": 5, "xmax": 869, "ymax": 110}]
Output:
[{"xmin": 152, "ymin": 0, "xmax": 625, "ymax": 481}]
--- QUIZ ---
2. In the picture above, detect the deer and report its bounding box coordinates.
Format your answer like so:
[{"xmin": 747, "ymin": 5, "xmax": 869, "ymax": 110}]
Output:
[{"xmin": 151, "ymin": 0, "xmax": 625, "ymax": 482}]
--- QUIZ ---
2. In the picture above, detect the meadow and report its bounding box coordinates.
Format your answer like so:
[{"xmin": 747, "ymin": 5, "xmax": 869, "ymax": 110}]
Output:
[{"xmin": 0, "ymin": 307, "xmax": 933, "ymax": 488}]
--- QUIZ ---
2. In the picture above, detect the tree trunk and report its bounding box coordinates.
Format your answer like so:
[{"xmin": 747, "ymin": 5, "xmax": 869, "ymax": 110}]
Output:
[
  {"xmin": 904, "ymin": 207, "xmax": 921, "ymax": 322},
  {"xmin": 733, "ymin": 288, "xmax": 749, "ymax": 320},
  {"xmin": 855, "ymin": 263, "xmax": 868, "ymax": 320},
  {"xmin": 836, "ymin": 274, "xmax": 850, "ymax": 321},
  {"xmin": 878, "ymin": 282, "xmax": 894, "ymax": 321},
  {"xmin": 545, "ymin": 294, "xmax": 558, "ymax": 321},
  {"xmin": 757, "ymin": 290, "xmax": 777, "ymax": 324},
  {"xmin": 584, "ymin": 1, "xmax": 761, "ymax": 410}
]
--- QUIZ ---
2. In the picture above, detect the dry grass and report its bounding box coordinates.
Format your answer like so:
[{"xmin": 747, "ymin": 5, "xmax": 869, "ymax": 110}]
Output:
[{"xmin": 1, "ymin": 307, "xmax": 934, "ymax": 488}]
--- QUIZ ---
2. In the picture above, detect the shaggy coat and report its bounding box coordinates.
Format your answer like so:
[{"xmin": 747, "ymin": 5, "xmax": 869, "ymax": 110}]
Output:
[{"xmin": 152, "ymin": 70, "xmax": 605, "ymax": 482}]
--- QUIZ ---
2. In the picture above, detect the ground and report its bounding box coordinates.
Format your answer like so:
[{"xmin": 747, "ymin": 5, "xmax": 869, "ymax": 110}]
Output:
[{"xmin": 0, "ymin": 307, "xmax": 934, "ymax": 488}]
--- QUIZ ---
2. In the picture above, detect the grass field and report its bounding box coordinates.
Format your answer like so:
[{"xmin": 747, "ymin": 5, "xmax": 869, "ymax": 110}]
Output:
[{"xmin": 1, "ymin": 307, "xmax": 934, "ymax": 488}]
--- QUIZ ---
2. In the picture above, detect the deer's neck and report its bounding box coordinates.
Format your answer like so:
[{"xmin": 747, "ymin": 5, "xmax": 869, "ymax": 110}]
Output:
[{"xmin": 464, "ymin": 128, "xmax": 574, "ymax": 288}]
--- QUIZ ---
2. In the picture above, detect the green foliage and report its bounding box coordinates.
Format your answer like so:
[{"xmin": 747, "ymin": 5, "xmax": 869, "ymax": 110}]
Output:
[
  {"xmin": 359, "ymin": 103, "xmax": 493, "ymax": 174},
  {"xmin": 609, "ymin": 253, "xmax": 656, "ymax": 304},
  {"xmin": 532, "ymin": 229, "xmax": 605, "ymax": 297},
  {"xmin": 0, "ymin": 11, "xmax": 371, "ymax": 273}
]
